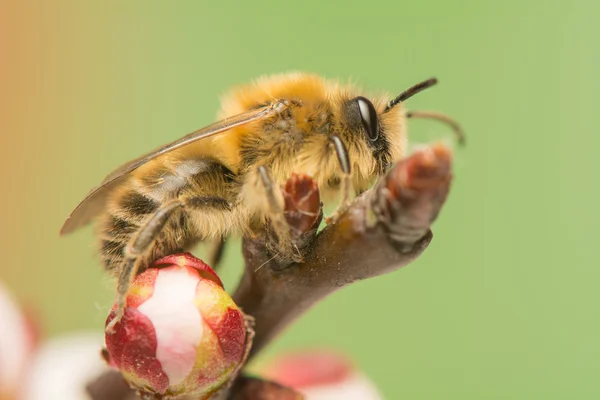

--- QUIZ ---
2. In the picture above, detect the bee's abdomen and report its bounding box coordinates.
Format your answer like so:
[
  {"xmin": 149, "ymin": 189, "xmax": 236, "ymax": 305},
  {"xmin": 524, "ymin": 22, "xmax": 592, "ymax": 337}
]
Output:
[
  {"xmin": 97, "ymin": 157, "xmax": 239, "ymax": 275},
  {"xmin": 98, "ymin": 215, "xmax": 138, "ymax": 273},
  {"xmin": 97, "ymin": 190, "xmax": 190, "ymax": 275}
]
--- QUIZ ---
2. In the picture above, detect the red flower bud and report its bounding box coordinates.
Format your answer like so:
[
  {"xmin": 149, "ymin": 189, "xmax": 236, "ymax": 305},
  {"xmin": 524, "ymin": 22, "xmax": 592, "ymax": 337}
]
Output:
[{"xmin": 105, "ymin": 253, "xmax": 247, "ymax": 397}]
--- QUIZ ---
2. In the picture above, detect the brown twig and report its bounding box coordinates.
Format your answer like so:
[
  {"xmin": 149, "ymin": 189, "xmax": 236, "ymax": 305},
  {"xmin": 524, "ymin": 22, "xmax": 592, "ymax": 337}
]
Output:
[
  {"xmin": 227, "ymin": 376, "xmax": 303, "ymax": 400},
  {"xmin": 234, "ymin": 143, "xmax": 452, "ymax": 358}
]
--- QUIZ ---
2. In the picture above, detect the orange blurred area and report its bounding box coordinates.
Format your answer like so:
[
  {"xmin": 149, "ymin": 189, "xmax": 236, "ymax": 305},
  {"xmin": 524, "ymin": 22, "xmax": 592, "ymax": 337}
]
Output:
[{"xmin": 2, "ymin": 1, "xmax": 599, "ymax": 399}]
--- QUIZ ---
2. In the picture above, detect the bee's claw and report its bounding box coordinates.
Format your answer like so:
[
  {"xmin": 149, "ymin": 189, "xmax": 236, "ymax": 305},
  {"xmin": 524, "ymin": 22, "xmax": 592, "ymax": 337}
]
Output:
[
  {"xmin": 105, "ymin": 307, "xmax": 125, "ymax": 335},
  {"xmin": 326, "ymin": 197, "xmax": 351, "ymax": 224},
  {"xmin": 292, "ymin": 256, "xmax": 304, "ymax": 264},
  {"xmin": 325, "ymin": 214, "xmax": 339, "ymax": 224},
  {"xmin": 292, "ymin": 244, "xmax": 304, "ymax": 263}
]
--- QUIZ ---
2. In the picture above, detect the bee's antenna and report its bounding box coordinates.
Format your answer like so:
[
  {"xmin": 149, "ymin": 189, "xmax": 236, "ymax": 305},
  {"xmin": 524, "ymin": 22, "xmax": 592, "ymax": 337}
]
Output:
[
  {"xmin": 385, "ymin": 78, "xmax": 438, "ymax": 112},
  {"xmin": 406, "ymin": 110, "xmax": 466, "ymax": 146}
]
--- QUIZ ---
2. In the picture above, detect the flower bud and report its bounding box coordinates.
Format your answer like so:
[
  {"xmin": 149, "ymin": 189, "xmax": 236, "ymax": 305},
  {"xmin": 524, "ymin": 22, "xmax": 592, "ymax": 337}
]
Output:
[{"xmin": 105, "ymin": 253, "xmax": 247, "ymax": 397}]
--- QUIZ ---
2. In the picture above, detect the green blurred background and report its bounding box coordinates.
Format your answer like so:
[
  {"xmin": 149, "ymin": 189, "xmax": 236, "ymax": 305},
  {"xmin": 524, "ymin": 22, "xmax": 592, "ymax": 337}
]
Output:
[{"xmin": 2, "ymin": 1, "xmax": 599, "ymax": 398}]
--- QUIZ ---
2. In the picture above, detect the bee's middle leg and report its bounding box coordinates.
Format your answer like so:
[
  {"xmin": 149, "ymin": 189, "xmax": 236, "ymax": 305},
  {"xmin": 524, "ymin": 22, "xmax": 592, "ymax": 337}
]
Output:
[
  {"xmin": 207, "ymin": 236, "xmax": 227, "ymax": 268},
  {"xmin": 244, "ymin": 166, "xmax": 302, "ymax": 262},
  {"xmin": 106, "ymin": 196, "xmax": 230, "ymax": 333}
]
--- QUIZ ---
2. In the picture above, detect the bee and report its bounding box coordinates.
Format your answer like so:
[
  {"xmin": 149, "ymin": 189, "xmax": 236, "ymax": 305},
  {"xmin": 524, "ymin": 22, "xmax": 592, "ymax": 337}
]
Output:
[{"xmin": 60, "ymin": 72, "xmax": 463, "ymax": 331}]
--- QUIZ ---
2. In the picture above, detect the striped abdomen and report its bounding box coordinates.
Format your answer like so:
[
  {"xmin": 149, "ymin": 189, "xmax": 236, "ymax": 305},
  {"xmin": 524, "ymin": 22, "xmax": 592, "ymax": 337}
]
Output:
[{"xmin": 97, "ymin": 158, "xmax": 238, "ymax": 275}]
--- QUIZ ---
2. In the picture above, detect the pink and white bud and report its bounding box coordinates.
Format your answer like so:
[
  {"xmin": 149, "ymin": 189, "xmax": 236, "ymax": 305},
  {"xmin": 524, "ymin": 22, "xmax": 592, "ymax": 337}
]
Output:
[
  {"xmin": 0, "ymin": 280, "xmax": 37, "ymax": 399},
  {"xmin": 105, "ymin": 253, "xmax": 247, "ymax": 397},
  {"xmin": 262, "ymin": 350, "xmax": 383, "ymax": 400}
]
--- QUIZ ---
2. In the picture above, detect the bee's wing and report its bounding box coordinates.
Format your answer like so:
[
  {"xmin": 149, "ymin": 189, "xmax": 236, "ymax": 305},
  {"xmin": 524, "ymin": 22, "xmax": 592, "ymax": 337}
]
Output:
[{"xmin": 60, "ymin": 103, "xmax": 282, "ymax": 235}]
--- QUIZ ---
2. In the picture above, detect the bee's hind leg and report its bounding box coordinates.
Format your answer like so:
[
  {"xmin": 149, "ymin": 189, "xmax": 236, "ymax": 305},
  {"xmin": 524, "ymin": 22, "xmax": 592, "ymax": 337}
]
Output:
[{"xmin": 105, "ymin": 196, "xmax": 230, "ymax": 334}]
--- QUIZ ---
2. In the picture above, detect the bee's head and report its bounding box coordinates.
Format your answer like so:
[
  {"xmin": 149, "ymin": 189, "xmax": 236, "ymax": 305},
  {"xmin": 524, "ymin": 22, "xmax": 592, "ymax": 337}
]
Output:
[
  {"xmin": 341, "ymin": 95, "xmax": 399, "ymax": 178},
  {"xmin": 337, "ymin": 78, "xmax": 440, "ymax": 183}
]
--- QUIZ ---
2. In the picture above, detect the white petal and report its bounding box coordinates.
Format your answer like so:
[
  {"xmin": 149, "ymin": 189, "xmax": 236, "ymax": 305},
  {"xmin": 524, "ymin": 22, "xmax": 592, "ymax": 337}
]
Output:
[
  {"xmin": 21, "ymin": 333, "xmax": 106, "ymax": 400},
  {"xmin": 138, "ymin": 266, "xmax": 203, "ymax": 386},
  {"xmin": 0, "ymin": 281, "xmax": 34, "ymax": 392},
  {"xmin": 302, "ymin": 374, "xmax": 383, "ymax": 400}
]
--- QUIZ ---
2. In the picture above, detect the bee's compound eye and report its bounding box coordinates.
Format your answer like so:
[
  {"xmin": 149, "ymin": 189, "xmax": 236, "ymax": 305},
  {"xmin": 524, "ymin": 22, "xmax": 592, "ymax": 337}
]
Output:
[{"xmin": 356, "ymin": 96, "xmax": 379, "ymax": 141}]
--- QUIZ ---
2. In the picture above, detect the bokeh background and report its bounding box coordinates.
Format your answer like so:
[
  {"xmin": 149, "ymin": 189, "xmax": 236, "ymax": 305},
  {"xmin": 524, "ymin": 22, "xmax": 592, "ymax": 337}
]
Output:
[{"xmin": 2, "ymin": 1, "xmax": 599, "ymax": 398}]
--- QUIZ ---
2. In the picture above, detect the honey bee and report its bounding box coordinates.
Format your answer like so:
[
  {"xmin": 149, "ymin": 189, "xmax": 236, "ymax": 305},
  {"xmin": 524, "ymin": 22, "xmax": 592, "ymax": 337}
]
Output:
[{"xmin": 60, "ymin": 72, "xmax": 463, "ymax": 330}]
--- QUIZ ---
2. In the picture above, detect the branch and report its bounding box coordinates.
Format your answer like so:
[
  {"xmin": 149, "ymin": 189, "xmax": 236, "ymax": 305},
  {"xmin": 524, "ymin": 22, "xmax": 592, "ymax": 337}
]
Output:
[{"xmin": 234, "ymin": 143, "xmax": 452, "ymax": 358}]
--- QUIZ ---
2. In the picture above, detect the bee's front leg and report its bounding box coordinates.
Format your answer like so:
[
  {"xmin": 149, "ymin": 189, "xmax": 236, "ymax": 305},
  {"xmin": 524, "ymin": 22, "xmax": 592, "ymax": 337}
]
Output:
[{"xmin": 326, "ymin": 135, "xmax": 353, "ymax": 223}]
